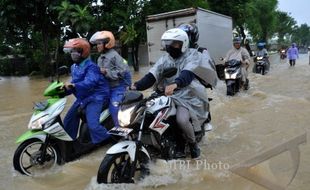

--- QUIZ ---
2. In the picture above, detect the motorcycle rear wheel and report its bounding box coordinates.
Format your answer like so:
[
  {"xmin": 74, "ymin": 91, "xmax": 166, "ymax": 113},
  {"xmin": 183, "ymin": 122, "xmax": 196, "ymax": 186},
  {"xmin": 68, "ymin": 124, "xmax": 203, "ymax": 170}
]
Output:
[{"xmin": 13, "ymin": 138, "xmax": 61, "ymax": 176}]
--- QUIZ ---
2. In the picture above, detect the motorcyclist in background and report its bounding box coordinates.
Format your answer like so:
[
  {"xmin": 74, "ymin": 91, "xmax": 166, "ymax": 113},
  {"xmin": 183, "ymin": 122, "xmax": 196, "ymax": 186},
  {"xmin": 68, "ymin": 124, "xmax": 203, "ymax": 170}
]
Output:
[
  {"xmin": 254, "ymin": 42, "xmax": 270, "ymax": 72},
  {"xmin": 131, "ymin": 28, "xmax": 209, "ymax": 159},
  {"xmin": 178, "ymin": 23, "xmax": 204, "ymax": 51},
  {"xmin": 244, "ymin": 38, "xmax": 254, "ymax": 57},
  {"xmin": 63, "ymin": 38, "xmax": 110, "ymax": 145},
  {"xmin": 279, "ymin": 46, "xmax": 287, "ymax": 60},
  {"xmin": 178, "ymin": 23, "xmax": 215, "ymax": 67},
  {"xmin": 256, "ymin": 42, "xmax": 269, "ymax": 58},
  {"xmin": 90, "ymin": 31, "xmax": 132, "ymax": 128},
  {"xmin": 308, "ymin": 46, "xmax": 310, "ymax": 65},
  {"xmin": 224, "ymin": 37, "xmax": 251, "ymax": 90}
]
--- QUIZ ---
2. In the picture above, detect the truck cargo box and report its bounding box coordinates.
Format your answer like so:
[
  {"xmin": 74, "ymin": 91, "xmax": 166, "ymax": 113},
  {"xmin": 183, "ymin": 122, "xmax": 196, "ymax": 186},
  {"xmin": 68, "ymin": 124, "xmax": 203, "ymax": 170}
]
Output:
[{"xmin": 146, "ymin": 7, "xmax": 233, "ymax": 65}]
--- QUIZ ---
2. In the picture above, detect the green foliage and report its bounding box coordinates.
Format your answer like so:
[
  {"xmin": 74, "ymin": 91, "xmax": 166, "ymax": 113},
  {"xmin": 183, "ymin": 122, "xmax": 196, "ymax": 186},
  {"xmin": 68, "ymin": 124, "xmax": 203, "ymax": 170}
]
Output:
[
  {"xmin": 291, "ymin": 24, "xmax": 310, "ymax": 46},
  {"xmin": 275, "ymin": 11, "xmax": 296, "ymax": 45},
  {"xmin": 208, "ymin": 0, "xmax": 254, "ymax": 41},
  {"xmin": 0, "ymin": 58, "xmax": 11, "ymax": 76},
  {"xmin": 0, "ymin": 0, "xmax": 63, "ymax": 76},
  {"xmin": 208, "ymin": 0, "xmax": 251, "ymax": 28},
  {"xmin": 0, "ymin": 45, "xmax": 12, "ymax": 56},
  {"xmin": 0, "ymin": 0, "xmax": 210, "ymax": 75},
  {"xmin": 208, "ymin": 0, "xmax": 282, "ymax": 45},
  {"xmin": 145, "ymin": 0, "xmax": 208, "ymax": 15},
  {"xmin": 246, "ymin": 0, "xmax": 278, "ymax": 43},
  {"xmin": 4, "ymin": 0, "xmax": 303, "ymax": 75},
  {"xmin": 56, "ymin": 1, "xmax": 94, "ymax": 37},
  {"xmin": 120, "ymin": 24, "xmax": 138, "ymax": 45},
  {"xmin": 0, "ymin": 56, "xmax": 29, "ymax": 76}
]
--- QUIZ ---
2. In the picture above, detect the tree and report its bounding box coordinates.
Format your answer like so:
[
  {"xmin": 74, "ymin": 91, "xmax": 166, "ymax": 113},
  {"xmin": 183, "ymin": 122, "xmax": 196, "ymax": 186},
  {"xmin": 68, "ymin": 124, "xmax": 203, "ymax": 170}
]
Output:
[
  {"xmin": 145, "ymin": 0, "xmax": 208, "ymax": 15},
  {"xmin": 56, "ymin": 1, "xmax": 94, "ymax": 38},
  {"xmin": 291, "ymin": 24, "xmax": 310, "ymax": 47},
  {"xmin": 246, "ymin": 0, "xmax": 278, "ymax": 43},
  {"xmin": 0, "ymin": 0, "xmax": 210, "ymax": 75},
  {"xmin": 275, "ymin": 11, "xmax": 296, "ymax": 45},
  {"xmin": 92, "ymin": 0, "xmax": 209, "ymax": 71},
  {"xmin": 208, "ymin": 0, "xmax": 253, "ymax": 41},
  {"xmin": 0, "ymin": 0, "xmax": 63, "ymax": 76}
]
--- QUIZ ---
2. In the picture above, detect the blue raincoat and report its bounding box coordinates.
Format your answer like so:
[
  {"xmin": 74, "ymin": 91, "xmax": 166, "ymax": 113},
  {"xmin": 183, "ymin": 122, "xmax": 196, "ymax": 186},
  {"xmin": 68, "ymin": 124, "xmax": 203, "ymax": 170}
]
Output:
[
  {"xmin": 287, "ymin": 45, "xmax": 299, "ymax": 60},
  {"xmin": 64, "ymin": 58, "xmax": 110, "ymax": 144}
]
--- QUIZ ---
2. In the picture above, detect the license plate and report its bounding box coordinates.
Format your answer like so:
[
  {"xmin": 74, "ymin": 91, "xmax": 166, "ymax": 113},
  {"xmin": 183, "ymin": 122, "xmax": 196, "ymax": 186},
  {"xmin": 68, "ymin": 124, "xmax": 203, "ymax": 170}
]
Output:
[{"xmin": 108, "ymin": 127, "xmax": 133, "ymax": 136}]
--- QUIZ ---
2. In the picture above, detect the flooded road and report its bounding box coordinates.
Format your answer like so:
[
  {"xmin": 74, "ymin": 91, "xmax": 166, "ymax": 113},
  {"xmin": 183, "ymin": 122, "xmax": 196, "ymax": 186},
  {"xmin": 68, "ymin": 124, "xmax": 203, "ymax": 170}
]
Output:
[{"xmin": 1, "ymin": 54, "xmax": 310, "ymax": 190}]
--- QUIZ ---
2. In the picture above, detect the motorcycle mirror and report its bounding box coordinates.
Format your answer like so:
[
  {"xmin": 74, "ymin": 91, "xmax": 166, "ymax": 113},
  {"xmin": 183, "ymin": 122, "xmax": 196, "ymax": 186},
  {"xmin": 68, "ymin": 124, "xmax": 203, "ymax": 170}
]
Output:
[
  {"xmin": 57, "ymin": 66, "xmax": 69, "ymax": 76},
  {"xmin": 162, "ymin": 67, "xmax": 177, "ymax": 78},
  {"xmin": 55, "ymin": 66, "xmax": 69, "ymax": 82}
]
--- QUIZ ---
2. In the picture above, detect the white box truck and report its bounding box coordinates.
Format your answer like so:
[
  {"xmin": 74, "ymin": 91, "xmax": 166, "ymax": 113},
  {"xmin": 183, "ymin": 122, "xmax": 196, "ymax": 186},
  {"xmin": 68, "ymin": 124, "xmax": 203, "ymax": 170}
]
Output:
[{"xmin": 146, "ymin": 7, "xmax": 233, "ymax": 65}]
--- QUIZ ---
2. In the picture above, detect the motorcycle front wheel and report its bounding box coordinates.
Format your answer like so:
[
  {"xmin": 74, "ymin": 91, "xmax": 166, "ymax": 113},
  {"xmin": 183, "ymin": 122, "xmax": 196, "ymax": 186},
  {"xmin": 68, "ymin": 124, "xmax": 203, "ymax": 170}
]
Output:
[
  {"xmin": 226, "ymin": 80, "xmax": 237, "ymax": 96},
  {"xmin": 97, "ymin": 152, "xmax": 149, "ymax": 184},
  {"xmin": 13, "ymin": 138, "xmax": 61, "ymax": 176}
]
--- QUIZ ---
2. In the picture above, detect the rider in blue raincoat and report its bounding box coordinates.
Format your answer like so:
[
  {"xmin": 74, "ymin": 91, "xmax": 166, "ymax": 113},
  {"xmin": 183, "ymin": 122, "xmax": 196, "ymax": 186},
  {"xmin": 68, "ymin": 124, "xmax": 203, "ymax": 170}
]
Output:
[
  {"xmin": 90, "ymin": 31, "xmax": 132, "ymax": 128},
  {"xmin": 254, "ymin": 42, "xmax": 270, "ymax": 72},
  {"xmin": 63, "ymin": 38, "xmax": 110, "ymax": 144}
]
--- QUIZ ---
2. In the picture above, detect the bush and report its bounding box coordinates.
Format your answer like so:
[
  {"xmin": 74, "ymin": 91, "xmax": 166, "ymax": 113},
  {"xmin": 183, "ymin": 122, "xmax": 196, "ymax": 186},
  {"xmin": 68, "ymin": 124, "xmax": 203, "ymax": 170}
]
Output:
[
  {"xmin": 0, "ymin": 58, "xmax": 12, "ymax": 76},
  {"xmin": 0, "ymin": 56, "xmax": 29, "ymax": 76}
]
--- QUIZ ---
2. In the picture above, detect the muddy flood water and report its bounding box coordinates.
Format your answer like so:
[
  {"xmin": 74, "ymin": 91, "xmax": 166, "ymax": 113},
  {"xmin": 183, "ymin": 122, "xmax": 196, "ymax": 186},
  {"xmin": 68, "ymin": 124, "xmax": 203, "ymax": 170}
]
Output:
[{"xmin": 1, "ymin": 54, "xmax": 310, "ymax": 190}]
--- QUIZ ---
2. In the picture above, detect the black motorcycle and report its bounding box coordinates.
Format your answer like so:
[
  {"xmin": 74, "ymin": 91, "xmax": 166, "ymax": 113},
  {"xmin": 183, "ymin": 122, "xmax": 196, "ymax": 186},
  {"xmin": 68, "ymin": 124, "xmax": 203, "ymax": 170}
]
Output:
[
  {"xmin": 96, "ymin": 68, "xmax": 210, "ymax": 183},
  {"xmin": 253, "ymin": 56, "xmax": 268, "ymax": 75},
  {"xmin": 224, "ymin": 59, "xmax": 249, "ymax": 96}
]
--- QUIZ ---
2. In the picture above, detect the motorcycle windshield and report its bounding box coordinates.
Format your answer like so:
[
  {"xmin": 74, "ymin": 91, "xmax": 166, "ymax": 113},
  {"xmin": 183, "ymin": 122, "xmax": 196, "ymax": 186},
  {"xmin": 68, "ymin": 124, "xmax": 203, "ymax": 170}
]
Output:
[
  {"xmin": 121, "ymin": 91, "xmax": 143, "ymax": 105},
  {"xmin": 225, "ymin": 59, "xmax": 241, "ymax": 68},
  {"xmin": 226, "ymin": 67, "xmax": 240, "ymax": 74},
  {"xmin": 256, "ymin": 61, "xmax": 266, "ymax": 65}
]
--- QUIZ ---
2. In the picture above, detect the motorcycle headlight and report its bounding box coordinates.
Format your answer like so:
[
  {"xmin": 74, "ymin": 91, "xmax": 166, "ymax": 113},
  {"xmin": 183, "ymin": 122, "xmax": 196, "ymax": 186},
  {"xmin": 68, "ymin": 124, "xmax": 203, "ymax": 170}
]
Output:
[
  {"xmin": 257, "ymin": 57, "xmax": 263, "ymax": 60},
  {"xmin": 146, "ymin": 100, "xmax": 155, "ymax": 108},
  {"xmin": 118, "ymin": 105, "xmax": 136, "ymax": 127},
  {"xmin": 231, "ymin": 72, "xmax": 238, "ymax": 79},
  {"xmin": 28, "ymin": 115, "xmax": 49, "ymax": 129}
]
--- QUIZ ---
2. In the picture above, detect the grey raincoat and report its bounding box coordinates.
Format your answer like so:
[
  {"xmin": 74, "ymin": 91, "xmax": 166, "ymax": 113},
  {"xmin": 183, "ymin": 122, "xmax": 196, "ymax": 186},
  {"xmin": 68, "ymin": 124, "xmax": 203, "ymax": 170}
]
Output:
[
  {"xmin": 194, "ymin": 48, "xmax": 218, "ymax": 87},
  {"xmin": 224, "ymin": 46, "xmax": 250, "ymax": 82},
  {"xmin": 97, "ymin": 49, "xmax": 130, "ymax": 87},
  {"xmin": 149, "ymin": 49, "xmax": 209, "ymax": 130}
]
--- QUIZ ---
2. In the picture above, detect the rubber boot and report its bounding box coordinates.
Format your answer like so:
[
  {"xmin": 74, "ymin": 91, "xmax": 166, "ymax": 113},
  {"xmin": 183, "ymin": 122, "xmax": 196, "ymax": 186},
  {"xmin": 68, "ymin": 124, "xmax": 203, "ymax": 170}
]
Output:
[
  {"xmin": 189, "ymin": 142, "xmax": 200, "ymax": 159},
  {"xmin": 244, "ymin": 79, "xmax": 249, "ymax": 90},
  {"xmin": 174, "ymin": 142, "xmax": 186, "ymax": 159}
]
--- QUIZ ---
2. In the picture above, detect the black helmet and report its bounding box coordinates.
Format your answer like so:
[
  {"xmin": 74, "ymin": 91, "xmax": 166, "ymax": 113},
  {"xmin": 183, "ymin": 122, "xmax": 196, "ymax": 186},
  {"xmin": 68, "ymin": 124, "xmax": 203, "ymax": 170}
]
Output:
[{"xmin": 178, "ymin": 23, "xmax": 199, "ymax": 48}]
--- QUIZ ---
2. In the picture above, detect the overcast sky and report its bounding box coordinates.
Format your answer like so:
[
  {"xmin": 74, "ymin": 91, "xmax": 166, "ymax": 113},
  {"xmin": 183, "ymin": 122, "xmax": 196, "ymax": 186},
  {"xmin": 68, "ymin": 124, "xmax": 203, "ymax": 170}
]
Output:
[{"xmin": 277, "ymin": 0, "xmax": 310, "ymax": 26}]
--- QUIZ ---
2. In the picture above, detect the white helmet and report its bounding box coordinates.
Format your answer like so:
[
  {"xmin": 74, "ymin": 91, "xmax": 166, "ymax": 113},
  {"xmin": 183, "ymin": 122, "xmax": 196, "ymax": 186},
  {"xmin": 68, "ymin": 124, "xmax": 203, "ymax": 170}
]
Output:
[{"xmin": 161, "ymin": 28, "xmax": 189, "ymax": 53}]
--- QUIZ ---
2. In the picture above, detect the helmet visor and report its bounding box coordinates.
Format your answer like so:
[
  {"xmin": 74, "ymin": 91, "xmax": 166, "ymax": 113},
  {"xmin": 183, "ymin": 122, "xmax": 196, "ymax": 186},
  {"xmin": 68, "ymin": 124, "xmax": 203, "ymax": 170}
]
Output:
[
  {"xmin": 63, "ymin": 47, "xmax": 72, "ymax": 54},
  {"xmin": 161, "ymin": 40, "xmax": 183, "ymax": 50},
  {"xmin": 63, "ymin": 47, "xmax": 82, "ymax": 54},
  {"xmin": 95, "ymin": 38, "xmax": 110, "ymax": 45}
]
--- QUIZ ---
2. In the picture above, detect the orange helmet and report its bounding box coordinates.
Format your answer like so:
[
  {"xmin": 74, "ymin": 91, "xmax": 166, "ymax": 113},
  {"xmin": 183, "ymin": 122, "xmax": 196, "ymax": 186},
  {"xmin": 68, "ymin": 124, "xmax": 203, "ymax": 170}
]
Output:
[
  {"xmin": 63, "ymin": 38, "xmax": 90, "ymax": 58},
  {"xmin": 90, "ymin": 31, "xmax": 115, "ymax": 49}
]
